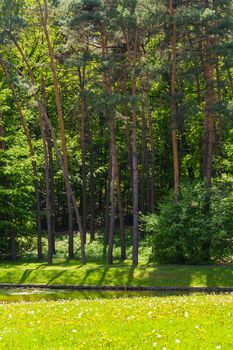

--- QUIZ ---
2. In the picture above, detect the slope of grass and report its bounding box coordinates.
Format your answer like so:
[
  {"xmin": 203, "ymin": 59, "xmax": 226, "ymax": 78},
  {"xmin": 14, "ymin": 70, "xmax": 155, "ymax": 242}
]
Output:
[
  {"xmin": 1, "ymin": 234, "xmax": 233, "ymax": 288},
  {"xmin": 0, "ymin": 261, "xmax": 233, "ymax": 288},
  {"xmin": 0, "ymin": 294, "xmax": 232, "ymax": 349}
]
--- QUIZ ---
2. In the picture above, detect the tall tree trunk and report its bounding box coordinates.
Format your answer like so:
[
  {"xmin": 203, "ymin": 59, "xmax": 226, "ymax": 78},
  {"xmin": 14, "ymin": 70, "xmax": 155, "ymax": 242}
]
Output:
[
  {"xmin": 169, "ymin": 0, "xmax": 179, "ymax": 200},
  {"xmin": 78, "ymin": 67, "xmax": 87, "ymax": 243},
  {"xmin": 122, "ymin": 78, "xmax": 133, "ymax": 188},
  {"xmin": 123, "ymin": 28, "xmax": 140, "ymax": 266},
  {"xmin": 116, "ymin": 171, "xmax": 126, "ymax": 260},
  {"xmin": 107, "ymin": 122, "xmax": 116, "ymax": 264},
  {"xmin": 215, "ymin": 57, "xmax": 223, "ymax": 153},
  {"xmin": 40, "ymin": 113, "xmax": 53, "ymax": 265},
  {"xmin": 104, "ymin": 161, "xmax": 111, "ymax": 255},
  {"xmin": 140, "ymin": 101, "xmax": 149, "ymax": 213},
  {"xmin": 38, "ymin": 0, "xmax": 74, "ymax": 258},
  {"xmin": 100, "ymin": 26, "xmax": 126, "ymax": 263},
  {"xmin": 203, "ymin": 1, "xmax": 215, "ymax": 185},
  {"xmin": 87, "ymin": 109, "xmax": 95, "ymax": 241},
  {"xmin": 41, "ymin": 75, "xmax": 56, "ymax": 255},
  {"xmin": 148, "ymin": 106, "xmax": 156, "ymax": 212},
  {"xmin": 10, "ymin": 229, "xmax": 17, "ymax": 262},
  {"xmin": 131, "ymin": 72, "xmax": 139, "ymax": 266},
  {"xmin": 12, "ymin": 39, "xmax": 86, "ymax": 263}
]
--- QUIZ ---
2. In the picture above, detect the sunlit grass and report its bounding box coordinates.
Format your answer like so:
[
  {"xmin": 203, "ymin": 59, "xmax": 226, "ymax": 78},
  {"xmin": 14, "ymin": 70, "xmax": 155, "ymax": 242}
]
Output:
[
  {"xmin": 0, "ymin": 294, "xmax": 232, "ymax": 349},
  {"xmin": 1, "ymin": 233, "xmax": 233, "ymax": 288}
]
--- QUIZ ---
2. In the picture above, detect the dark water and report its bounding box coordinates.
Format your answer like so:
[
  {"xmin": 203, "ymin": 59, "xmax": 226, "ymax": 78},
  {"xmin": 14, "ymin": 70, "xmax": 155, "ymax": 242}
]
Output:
[{"xmin": 0, "ymin": 288, "xmax": 191, "ymax": 303}]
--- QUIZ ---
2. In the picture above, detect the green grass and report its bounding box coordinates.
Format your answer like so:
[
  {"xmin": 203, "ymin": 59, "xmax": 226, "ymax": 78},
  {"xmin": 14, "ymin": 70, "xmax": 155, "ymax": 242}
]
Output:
[
  {"xmin": 0, "ymin": 294, "xmax": 232, "ymax": 349},
  {"xmin": 0, "ymin": 261, "xmax": 233, "ymax": 288},
  {"xmin": 0, "ymin": 233, "xmax": 232, "ymax": 288}
]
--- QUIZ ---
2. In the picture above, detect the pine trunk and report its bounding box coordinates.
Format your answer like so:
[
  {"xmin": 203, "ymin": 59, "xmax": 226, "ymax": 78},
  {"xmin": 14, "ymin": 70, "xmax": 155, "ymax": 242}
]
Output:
[
  {"xmin": 132, "ymin": 74, "xmax": 139, "ymax": 266},
  {"xmin": 169, "ymin": 0, "xmax": 179, "ymax": 200},
  {"xmin": 148, "ymin": 106, "xmax": 156, "ymax": 212},
  {"xmin": 13, "ymin": 40, "xmax": 86, "ymax": 263},
  {"xmin": 39, "ymin": 0, "xmax": 74, "ymax": 258},
  {"xmin": 203, "ymin": 5, "xmax": 215, "ymax": 185}
]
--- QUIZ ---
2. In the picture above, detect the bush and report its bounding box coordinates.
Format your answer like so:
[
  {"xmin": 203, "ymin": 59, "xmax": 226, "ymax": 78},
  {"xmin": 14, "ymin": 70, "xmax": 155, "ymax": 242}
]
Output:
[{"xmin": 142, "ymin": 178, "xmax": 233, "ymax": 264}]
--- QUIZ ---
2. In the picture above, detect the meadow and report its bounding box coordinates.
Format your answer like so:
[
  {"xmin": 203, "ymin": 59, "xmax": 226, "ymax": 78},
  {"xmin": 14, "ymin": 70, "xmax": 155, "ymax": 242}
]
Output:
[
  {"xmin": 1, "ymin": 235, "xmax": 233, "ymax": 289},
  {"xmin": 0, "ymin": 293, "xmax": 232, "ymax": 349},
  {"xmin": 1, "ymin": 236, "xmax": 233, "ymax": 349}
]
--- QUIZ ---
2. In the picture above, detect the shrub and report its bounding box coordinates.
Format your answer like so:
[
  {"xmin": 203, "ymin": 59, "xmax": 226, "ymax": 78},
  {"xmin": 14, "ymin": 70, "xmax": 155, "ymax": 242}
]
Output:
[{"xmin": 142, "ymin": 178, "xmax": 233, "ymax": 264}]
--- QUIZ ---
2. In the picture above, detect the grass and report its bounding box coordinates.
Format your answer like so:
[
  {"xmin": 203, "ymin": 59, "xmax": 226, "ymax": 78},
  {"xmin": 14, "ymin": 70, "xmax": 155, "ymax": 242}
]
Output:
[
  {"xmin": 0, "ymin": 233, "xmax": 233, "ymax": 288},
  {"xmin": 0, "ymin": 294, "xmax": 232, "ymax": 349},
  {"xmin": 1, "ymin": 233, "xmax": 233, "ymax": 349},
  {"xmin": 1, "ymin": 260, "xmax": 233, "ymax": 288}
]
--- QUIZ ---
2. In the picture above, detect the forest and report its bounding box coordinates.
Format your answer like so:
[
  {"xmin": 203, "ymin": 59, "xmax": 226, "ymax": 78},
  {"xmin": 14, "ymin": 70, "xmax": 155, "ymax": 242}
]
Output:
[{"xmin": 0, "ymin": 0, "xmax": 233, "ymax": 266}]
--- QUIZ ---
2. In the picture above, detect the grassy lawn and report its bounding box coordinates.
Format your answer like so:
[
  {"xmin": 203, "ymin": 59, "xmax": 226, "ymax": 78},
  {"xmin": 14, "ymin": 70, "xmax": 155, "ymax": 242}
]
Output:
[
  {"xmin": 0, "ymin": 260, "xmax": 233, "ymax": 288},
  {"xmin": 0, "ymin": 234, "xmax": 233, "ymax": 288},
  {"xmin": 0, "ymin": 294, "xmax": 232, "ymax": 349}
]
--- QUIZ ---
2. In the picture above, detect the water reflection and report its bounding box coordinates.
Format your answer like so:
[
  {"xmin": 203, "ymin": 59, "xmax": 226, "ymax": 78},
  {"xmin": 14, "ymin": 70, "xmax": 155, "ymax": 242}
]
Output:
[{"xmin": 0, "ymin": 288, "xmax": 196, "ymax": 303}]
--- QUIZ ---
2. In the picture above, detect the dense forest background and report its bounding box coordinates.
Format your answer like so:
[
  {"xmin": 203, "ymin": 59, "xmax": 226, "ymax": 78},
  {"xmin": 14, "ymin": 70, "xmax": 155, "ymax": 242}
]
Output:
[{"xmin": 0, "ymin": 0, "xmax": 233, "ymax": 265}]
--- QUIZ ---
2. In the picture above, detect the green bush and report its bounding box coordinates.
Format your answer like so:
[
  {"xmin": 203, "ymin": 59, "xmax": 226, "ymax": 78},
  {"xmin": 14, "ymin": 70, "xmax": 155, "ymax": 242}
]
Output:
[{"xmin": 142, "ymin": 178, "xmax": 233, "ymax": 264}]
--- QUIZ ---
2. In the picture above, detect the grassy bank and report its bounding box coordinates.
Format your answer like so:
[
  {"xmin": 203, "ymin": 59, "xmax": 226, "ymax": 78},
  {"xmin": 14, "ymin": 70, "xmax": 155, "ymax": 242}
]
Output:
[
  {"xmin": 0, "ymin": 294, "xmax": 232, "ymax": 349},
  {"xmin": 0, "ymin": 260, "xmax": 233, "ymax": 287}
]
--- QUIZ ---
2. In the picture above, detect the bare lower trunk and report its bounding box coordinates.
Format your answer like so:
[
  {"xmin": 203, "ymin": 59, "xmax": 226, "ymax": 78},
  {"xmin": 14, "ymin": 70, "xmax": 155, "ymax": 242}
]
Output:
[
  {"xmin": 12, "ymin": 40, "xmax": 86, "ymax": 263},
  {"xmin": 132, "ymin": 74, "xmax": 139, "ymax": 266},
  {"xmin": 140, "ymin": 102, "xmax": 149, "ymax": 213},
  {"xmin": 107, "ymin": 117, "xmax": 120, "ymax": 264},
  {"xmin": 215, "ymin": 57, "xmax": 223, "ymax": 153},
  {"xmin": 148, "ymin": 106, "xmax": 156, "ymax": 212},
  {"xmin": 47, "ymin": 132, "xmax": 56, "ymax": 254},
  {"xmin": 38, "ymin": 0, "xmax": 74, "ymax": 258},
  {"xmin": 203, "ymin": 5, "xmax": 215, "ymax": 185},
  {"xmin": 10, "ymin": 229, "xmax": 17, "ymax": 262},
  {"xmin": 42, "ymin": 75, "xmax": 56, "ymax": 256},
  {"xmin": 38, "ymin": 107, "xmax": 52, "ymax": 265},
  {"xmin": 78, "ymin": 67, "xmax": 87, "ymax": 244},
  {"xmin": 107, "ymin": 151, "xmax": 115, "ymax": 265},
  {"xmin": 169, "ymin": 0, "xmax": 179, "ymax": 200},
  {"xmin": 116, "ymin": 173, "xmax": 126, "ymax": 260},
  {"xmin": 104, "ymin": 161, "xmax": 111, "ymax": 249},
  {"xmin": 87, "ymin": 110, "xmax": 95, "ymax": 241}
]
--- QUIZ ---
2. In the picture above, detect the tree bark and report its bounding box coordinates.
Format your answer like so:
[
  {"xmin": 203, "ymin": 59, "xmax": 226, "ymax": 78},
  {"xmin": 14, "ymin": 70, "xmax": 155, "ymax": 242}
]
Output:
[
  {"xmin": 169, "ymin": 0, "xmax": 179, "ymax": 200},
  {"xmin": 87, "ymin": 109, "xmax": 95, "ymax": 241},
  {"xmin": 203, "ymin": 1, "xmax": 215, "ymax": 185},
  {"xmin": 100, "ymin": 26, "xmax": 126, "ymax": 263},
  {"xmin": 38, "ymin": 0, "xmax": 74, "ymax": 258},
  {"xmin": 140, "ymin": 100, "xmax": 149, "ymax": 213},
  {"xmin": 42, "ymin": 75, "xmax": 56, "ymax": 255},
  {"xmin": 131, "ymin": 72, "xmax": 139, "ymax": 266},
  {"xmin": 78, "ymin": 67, "xmax": 87, "ymax": 244},
  {"xmin": 148, "ymin": 106, "xmax": 156, "ymax": 212},
  {"xmin": 12, "ymin": 39, "xmax": 86, "ymax": 263}
]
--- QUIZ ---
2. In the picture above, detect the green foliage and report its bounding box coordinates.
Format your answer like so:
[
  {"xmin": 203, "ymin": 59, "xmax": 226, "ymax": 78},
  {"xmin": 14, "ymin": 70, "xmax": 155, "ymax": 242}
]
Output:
[{"xmin": 142, "ymin": 179, "xmax": 233, "ymax": 264}]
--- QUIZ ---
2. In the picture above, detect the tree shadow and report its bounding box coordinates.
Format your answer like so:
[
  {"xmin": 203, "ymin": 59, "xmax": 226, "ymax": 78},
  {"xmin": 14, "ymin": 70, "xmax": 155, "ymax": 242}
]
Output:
[
  {"xmin": 127, "ymin": 266, "xmax": 135, "ymax": 285},
  {"xmin": 47, "ymin": 270, "xmax": 68, "ymax": 285},
  {"xmin": 98, "ymin": 267, "xmax": 110, "ymax": 286}
]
